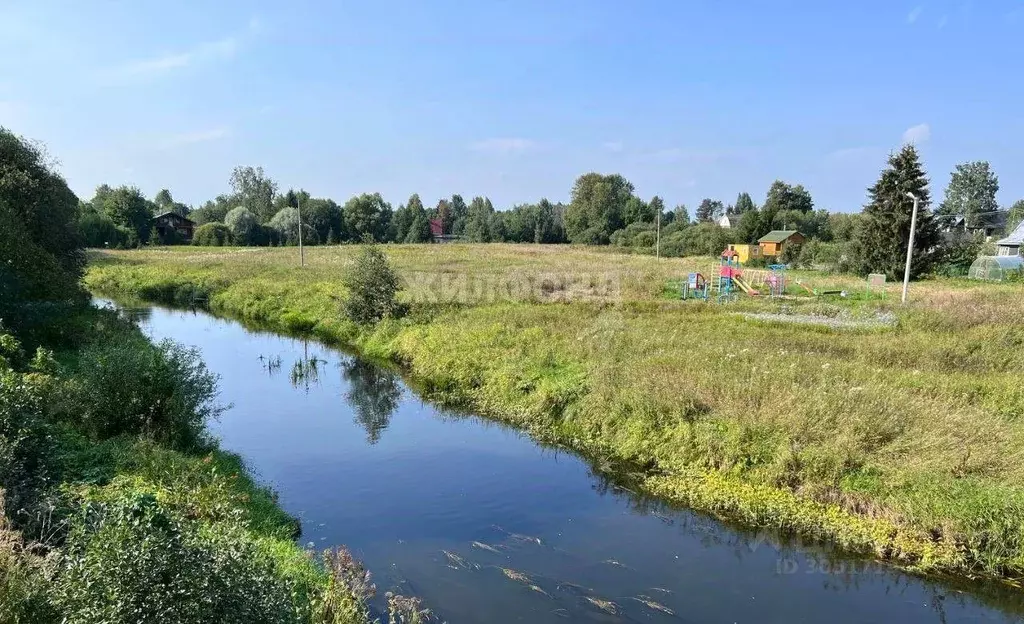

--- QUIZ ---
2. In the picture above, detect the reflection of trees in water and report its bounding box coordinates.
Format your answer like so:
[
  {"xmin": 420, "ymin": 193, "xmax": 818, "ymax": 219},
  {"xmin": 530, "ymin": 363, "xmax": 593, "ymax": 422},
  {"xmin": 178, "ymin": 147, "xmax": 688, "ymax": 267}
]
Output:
[
  {"xmin": 289, "ymin": 340, "xmax": 327, "ymax": 393},
  {"xmin": 124, "ymin": 306, "xmax": 153, "ymax": 324},
  {"xmin": 342, "ymin": 358, "xmax": 402, "ymax": 444}
]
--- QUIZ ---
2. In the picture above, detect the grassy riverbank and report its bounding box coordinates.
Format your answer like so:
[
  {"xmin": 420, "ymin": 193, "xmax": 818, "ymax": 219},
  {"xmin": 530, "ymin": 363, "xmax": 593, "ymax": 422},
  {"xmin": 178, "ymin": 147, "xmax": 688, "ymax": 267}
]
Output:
[
  {"xmin": 1, "ymin": 303, "xmax": 374, "ymax": 623},
  {"xmin": 86, "ymin": 245, "xmax": 1024, "ymax": 587}
]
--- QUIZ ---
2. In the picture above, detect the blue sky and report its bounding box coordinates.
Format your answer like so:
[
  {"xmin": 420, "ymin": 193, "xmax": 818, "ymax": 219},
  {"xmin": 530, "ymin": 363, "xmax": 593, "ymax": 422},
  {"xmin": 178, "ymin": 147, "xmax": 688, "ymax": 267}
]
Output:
[{"xmin": 2, "ymin": 1, "xmax": 1022, "ymax": 212}]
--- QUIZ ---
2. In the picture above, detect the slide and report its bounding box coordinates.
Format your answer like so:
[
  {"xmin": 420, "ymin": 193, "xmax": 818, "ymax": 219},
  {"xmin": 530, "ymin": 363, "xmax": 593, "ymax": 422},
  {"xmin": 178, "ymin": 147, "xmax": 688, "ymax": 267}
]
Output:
[
  {"xmin": 795, "ymin": 281, "xmax": 816, "ymax": 296},
  {"xmin": 733, "ymin": 276, "xmax": 759, "ymax": 296}
]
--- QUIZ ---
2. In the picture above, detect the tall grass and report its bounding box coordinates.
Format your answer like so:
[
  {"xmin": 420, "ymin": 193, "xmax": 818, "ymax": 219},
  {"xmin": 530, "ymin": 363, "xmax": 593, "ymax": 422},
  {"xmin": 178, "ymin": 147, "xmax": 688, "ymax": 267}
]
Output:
[{"xmin": 86, "ymin": 244, "xmax": 1024, "ymax": 585}]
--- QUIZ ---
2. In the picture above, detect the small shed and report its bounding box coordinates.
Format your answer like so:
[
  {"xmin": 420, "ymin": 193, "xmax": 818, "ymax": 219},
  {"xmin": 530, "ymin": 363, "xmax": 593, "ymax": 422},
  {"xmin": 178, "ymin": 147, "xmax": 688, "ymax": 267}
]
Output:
[
  {"xmin": 758, "ymin": 230, "xmax": 805, "ymax": 257},
  {"xmin": 995, "ymin": 220, "xmax": 1024, "ymax": 257},
  {"xmin": 968, "ymin": 256, "xmax": 1023, "ymax": 281},
  {"xmin": 153, "ymin": 211, "xmax": 194, "ymax": 242}
]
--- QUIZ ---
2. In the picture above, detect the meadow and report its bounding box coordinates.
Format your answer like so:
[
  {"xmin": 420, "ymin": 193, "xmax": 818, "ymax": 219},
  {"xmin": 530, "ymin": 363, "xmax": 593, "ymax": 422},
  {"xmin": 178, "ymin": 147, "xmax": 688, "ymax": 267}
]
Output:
[{"xmin": 86, "ymin": 243, "xmax": 1024, "ymax": 587}]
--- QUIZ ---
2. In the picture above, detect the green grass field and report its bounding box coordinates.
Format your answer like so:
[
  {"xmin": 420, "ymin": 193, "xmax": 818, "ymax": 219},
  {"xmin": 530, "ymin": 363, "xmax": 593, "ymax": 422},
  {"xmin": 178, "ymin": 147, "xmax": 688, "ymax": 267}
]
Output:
[{"xmin": 86, "ymin": 244, "xmax": 1024, "ymax": 586}]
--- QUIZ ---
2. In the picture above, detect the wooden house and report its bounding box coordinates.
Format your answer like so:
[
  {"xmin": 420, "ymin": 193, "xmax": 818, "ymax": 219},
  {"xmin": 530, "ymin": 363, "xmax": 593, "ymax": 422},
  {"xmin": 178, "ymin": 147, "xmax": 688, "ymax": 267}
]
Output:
[
  {"xmin": 153, "ymin": 211, "xmax": 195, "ymax": 242},
  {"xmin": 429, "ymin": 218, "xmax": 460, "ymax": 243},
  {"xmin": 758, "ymin": 230, "xmax": 804, "ymax": 257}
]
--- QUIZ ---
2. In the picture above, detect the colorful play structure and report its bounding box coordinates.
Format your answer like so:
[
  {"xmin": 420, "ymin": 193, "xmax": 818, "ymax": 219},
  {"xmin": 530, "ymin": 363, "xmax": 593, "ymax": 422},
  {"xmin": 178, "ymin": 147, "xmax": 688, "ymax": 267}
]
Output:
[
  {"xmin": 682, "ymin": 248, "xmax": 788, "ymax": 302},
  {"xmin": 680, "ymin": 247, "xmax": 887, "ymax": 303}
]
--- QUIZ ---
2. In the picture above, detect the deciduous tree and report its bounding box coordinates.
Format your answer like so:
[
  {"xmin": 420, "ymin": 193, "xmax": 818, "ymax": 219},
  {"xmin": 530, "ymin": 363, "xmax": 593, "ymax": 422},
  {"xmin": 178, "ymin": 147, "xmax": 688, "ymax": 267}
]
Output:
[
  {"xmin": 938, "ymin": 161, "xmax": 1000, "ymax": 231},
  {"xmin": 435, "ymin": 199, "xmax": 453, "ymax": 234},
  {"xmin": 449, "ymin": 194, "xmax": 469, "ymax": 236},
  {"xmin": 154, "ymin": 189, "xmax": 173, "ymax": 211},
  {"xmin": 1007, "ymin": 199, "xmax": 1024, "ymax": 233},
  {"xmin": 343, "ymin": 193, "xmax": 391, "ymax": 243},
  {"xmin": 190, "ymin": 195, "xmax": 234, "ymax": 225},
  {"xmin": 671, "ymin": 204, "xmax": 690, "ymax": 226},
  {"xmin": 463, "ymin": 197, "xmax": 496, "ymax": 242},
  {"xmin": 224, "ymin": 207, "xmax": 260, "ymax": 245},
  {"xmin": 103, "ymin": 186, "xmax": 153, "ymax": 244},
  {"xmin": 623, "ymin": 196, "xmax": 652, "ymax": 224},
  {"xmin": 563, "ymin": 173, "xmax": 634, "ymax": 243},
  {"xmin": 229, "ymin": 166, "xmax": 278, "ymax": 223},
  {"xmin": 302, "ymin": 198, "xmax": 343, "ymax": 243}
]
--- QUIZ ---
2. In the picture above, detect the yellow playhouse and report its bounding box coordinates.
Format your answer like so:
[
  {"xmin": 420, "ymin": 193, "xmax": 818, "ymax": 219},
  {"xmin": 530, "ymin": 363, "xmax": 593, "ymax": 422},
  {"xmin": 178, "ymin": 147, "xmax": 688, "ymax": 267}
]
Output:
[{"xmin": 727, "ymin": 244, "xmax": 761, "ymax": 264}]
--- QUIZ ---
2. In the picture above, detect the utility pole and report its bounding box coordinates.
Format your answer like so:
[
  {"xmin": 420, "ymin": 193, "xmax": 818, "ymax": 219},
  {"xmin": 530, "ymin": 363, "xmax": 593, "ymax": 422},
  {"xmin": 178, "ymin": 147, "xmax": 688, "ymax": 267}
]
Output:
[
  {"xmin": 901, "ymin": 192, "xmax": 919, "ymax": 304},
  {"xmin": 656, "ymin": 203, "xmax": 661, "ymax": 259},
  {"xmin": 297, "ymin": 194, "xmax": 305, "ymax": 267}
]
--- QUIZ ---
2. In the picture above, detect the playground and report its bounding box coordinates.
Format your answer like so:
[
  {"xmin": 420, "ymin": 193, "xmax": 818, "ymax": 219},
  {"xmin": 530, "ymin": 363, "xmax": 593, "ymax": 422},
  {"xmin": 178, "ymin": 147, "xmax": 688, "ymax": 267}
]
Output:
[{"xmin": 680, "ymin": 248, "xmax": 888, "ymax": 304}]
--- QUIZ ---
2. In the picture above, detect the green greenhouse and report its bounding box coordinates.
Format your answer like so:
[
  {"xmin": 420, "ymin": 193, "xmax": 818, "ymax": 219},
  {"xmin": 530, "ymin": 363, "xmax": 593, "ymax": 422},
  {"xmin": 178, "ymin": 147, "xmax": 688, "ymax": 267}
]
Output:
[{"xmin": 968, "ymin": 255, "xmax": 1023, "ymax": 281}]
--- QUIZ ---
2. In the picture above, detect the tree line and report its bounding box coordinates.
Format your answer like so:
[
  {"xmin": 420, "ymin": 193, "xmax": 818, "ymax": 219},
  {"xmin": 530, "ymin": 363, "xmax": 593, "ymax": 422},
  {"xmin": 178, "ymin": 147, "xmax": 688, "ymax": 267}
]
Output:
[{"xmin": 78, "ymin": 144, "xmax": 1023, "ymax": 280}]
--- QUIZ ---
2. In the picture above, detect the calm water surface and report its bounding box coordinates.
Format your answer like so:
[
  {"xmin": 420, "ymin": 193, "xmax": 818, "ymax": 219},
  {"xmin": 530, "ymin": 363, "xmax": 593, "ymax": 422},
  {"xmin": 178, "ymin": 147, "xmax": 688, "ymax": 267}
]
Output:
[{"xmin": 104, "ymin": 300, "xmax": 1024, "ymax": 623}]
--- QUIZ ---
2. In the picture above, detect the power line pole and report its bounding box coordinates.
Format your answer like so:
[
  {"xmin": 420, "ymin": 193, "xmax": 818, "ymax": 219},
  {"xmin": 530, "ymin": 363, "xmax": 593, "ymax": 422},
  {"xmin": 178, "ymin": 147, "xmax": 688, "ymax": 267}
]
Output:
[
  {"xmin": 656, "ymin": 203, "xmax": 661, "ymax": 259},
  {"xmin": 297, "ymin": 194, "xmax": 305, "ymax": 267},
  {"xmin": 901, "ymin": 192, "xmax": 919, "ymax": 304}
]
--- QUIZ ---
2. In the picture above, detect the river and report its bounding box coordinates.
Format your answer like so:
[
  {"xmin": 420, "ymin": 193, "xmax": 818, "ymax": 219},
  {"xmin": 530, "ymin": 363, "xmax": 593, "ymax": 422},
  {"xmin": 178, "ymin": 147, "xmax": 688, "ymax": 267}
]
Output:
[{"xmin": 100, "ymin": 298, "xmax": 1024, "ymax": 623}]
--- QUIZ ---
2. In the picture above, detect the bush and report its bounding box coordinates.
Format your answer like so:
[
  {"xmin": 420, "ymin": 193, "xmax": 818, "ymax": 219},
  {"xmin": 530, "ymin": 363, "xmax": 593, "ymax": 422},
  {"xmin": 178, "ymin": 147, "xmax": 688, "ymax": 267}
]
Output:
[
  {"xmin": 744, "ymin": 255, "xmax": 768, "ymax": 268},
  {"xmin": 0, "ymin": 355, "xmax": 55, "ymax": 522},
  {"xmin": 610, "ymin": 222, "xmax": 656, "ymax": 250},
  {"xmin": 78, "ymin": 212, "xmax": 124, "ymax": 249},
  {"xmin": 932, "ymin": 233, "xmax": 984, "ymax": 277},
  {"xmin": 53, "ymin": 491, "xmax": 305, "ymax": 624},
  {"xmin": 62, "ymin": 332, "xmax": 221, "ymax": 452},
  {"xmin": 679, "ymin": 222, "xmax": 731, "ymax": 256},
  {"xmin": 0, "ymin": 500, "xmax": 55, "ymax": 623},
  {"xmin": 797, "ymin": 240, "xmax": 841, "ymax": 269},
  {"xmin": 575, "ymin": 225, "xmax": 610, "ymax": 246},
  {"xmin": 779, "ymin": 241, "xmax": 804, "ymax": 266},
  {"xmin": 193, "ymin": 223, "xmax": 232, "ymax": 247},
  {"xmin": 342, "ymin": 246, "xmax": 403, "ymax": 324},
  {"xmin": 224, "ymin": 207, "xmax": 261, "ymax": 246}
]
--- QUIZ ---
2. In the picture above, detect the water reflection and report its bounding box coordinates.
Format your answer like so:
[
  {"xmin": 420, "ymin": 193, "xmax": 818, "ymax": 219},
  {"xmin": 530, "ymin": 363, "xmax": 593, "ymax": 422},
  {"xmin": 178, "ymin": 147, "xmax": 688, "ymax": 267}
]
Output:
[
  {"xmin": 341, "ymin": 357, "xmax": 402, "ymax": 444},
  {"xmin": 117, "ymin": 304, "xmax": 152, "ymax": 324},
  {"xmin": 289, "ymin": 341, "xmax": 327, "ymax": 392}
]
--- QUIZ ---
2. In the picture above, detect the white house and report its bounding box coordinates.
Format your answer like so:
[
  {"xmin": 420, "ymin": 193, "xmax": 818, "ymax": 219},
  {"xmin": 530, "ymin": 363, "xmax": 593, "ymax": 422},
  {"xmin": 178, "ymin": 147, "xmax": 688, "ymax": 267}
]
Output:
[
  {"xmin": 717, "ymin": 214, "xmax": 733, "ymax": 229},
  {"xmin": 996, "ymin": 221, "xmax": 1024, "ymax": 257}
]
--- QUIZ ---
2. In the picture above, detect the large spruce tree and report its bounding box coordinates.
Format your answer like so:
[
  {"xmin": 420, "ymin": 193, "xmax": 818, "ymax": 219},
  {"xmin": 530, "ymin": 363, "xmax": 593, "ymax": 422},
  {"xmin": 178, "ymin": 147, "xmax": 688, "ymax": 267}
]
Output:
[{"xmin": 856, "ymin": 144, "xmax": 940, "ymax": 280}]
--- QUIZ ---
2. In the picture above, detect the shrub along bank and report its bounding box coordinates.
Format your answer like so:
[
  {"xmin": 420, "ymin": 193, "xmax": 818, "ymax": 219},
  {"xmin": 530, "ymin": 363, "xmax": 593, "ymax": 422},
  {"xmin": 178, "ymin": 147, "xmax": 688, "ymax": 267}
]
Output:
[
  {"xmin": 0, "ymin": 307, "xmax": 372, "ymax": 623},
  {"xmin": 2, "ymin": 126, "xmax": 374, "ymax": 622},
  {"xmin": 85, "ymin": 246, "xmax": 1024, "ymax": 589}
]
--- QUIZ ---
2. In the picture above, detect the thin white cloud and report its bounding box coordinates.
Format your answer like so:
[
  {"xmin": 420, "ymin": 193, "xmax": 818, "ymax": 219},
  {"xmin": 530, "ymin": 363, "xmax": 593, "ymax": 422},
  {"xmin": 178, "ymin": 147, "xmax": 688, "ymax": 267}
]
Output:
[
  {"xmin": 99, "ymin": 17, "xmax": 260, "ymax": 81},
  {"xmin": 937, "ymin": 14, "xmax": 949, "ymax": 28},
  {"xmin": 902, "ymin": 123, "xmax": 931, "ymax": 144},
  {"xmin": 103, "ymin": 37, "xmax": 238, "ymax": 80},
  {"xmin": 469, "ymin": 138, "xmax": 536, "ymax": 154},
  {"xmin": 907, "ymin": 5, "xmax": 924, "ymax": 23},
  {"xmin": 159, "ymin": 126, "xmax": 231, "ymax": 149},
  {"xmin": 602, "ymin": 141, "xmax": 624, "ymax": 153}
]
